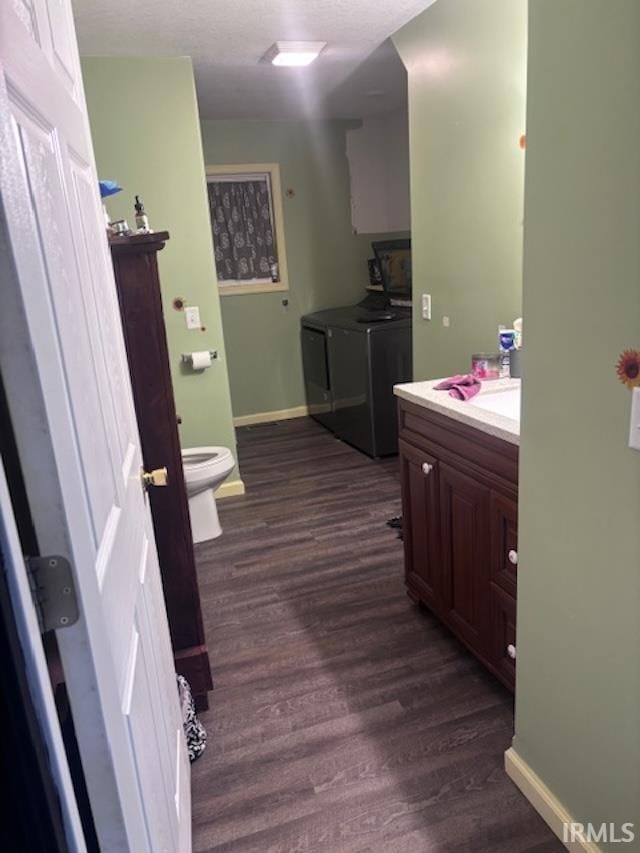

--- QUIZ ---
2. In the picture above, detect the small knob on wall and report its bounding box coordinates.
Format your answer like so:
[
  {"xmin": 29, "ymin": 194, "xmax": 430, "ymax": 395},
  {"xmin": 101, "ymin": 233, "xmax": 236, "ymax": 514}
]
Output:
[
  {"xmin": 508, "ymin": 549, "xmax": 518, "ymax": 565},
  {"xmin": 507, "ymin": 644, "xmax": 516, "ymax": 660},
  {"xmin": 422, "ymin": 462, "xmax": 433, "ymax": 475}
]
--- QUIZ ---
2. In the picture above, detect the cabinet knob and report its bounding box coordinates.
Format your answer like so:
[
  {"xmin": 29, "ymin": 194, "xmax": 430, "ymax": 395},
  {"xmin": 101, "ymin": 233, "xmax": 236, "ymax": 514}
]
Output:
[
  {"xmin": 508, "ymin": 549, "xmax": 518, "ymax": 565},
  {"xmin": 421, "ymin": 462, "xmax": 433, "ymax": 475},
  {"xmin": 506, "ymin": 644, "xmax": 516, "ymax": 660}
]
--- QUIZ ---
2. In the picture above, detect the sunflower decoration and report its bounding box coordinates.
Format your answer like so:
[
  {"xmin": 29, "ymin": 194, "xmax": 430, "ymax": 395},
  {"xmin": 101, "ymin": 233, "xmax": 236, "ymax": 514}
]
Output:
[{"xmin": 616, "ymin": 349, "xmax": 640, "ymax": 389}]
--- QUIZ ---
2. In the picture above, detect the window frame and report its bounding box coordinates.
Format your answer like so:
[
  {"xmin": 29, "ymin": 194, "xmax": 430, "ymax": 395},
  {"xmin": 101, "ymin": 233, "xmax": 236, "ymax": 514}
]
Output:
[{"xmin": 205, "ymin": 162, "xmax": 290, "ymax": 296}]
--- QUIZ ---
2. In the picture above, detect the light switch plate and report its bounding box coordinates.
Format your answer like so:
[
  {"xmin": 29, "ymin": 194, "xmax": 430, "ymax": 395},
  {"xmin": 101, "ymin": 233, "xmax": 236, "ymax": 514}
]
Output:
[
  {"xmin": 629, "ymin": 387, "xmax": 640, "ymax": 451},
  {"xmin": 184, "ymin": 306, "xmax": 201, "ymax": 330},
  {"xmin": 421, "ymin": 293, "xmax": 431, "ymax": 320}
]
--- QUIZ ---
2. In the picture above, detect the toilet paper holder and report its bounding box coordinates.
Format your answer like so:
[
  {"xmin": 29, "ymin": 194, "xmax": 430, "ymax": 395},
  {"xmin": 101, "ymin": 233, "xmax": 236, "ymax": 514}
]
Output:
[{"xmin": 181, "ymin": 350, "xmax": 218, "ymax": 365}]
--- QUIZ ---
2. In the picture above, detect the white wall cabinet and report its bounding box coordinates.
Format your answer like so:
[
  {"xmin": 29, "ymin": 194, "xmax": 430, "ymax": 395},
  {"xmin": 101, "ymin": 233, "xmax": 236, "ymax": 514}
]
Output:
[{"xmin": 346, "ymin": 111, "xmax": 411, "ymax": 234}]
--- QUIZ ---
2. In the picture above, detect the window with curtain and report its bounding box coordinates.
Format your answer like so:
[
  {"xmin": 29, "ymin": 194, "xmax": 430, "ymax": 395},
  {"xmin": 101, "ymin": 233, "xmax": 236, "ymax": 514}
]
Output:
[{"xmin": 206, "ymin": 166, "xmax": 288, "ymax": 294}]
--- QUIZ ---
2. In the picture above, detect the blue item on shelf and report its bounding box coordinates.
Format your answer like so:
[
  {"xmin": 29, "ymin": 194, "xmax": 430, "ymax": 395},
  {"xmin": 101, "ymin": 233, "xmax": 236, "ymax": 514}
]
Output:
[{"xmin": 99, "ymin": 180, "xmax": 123, "ymax": 198}]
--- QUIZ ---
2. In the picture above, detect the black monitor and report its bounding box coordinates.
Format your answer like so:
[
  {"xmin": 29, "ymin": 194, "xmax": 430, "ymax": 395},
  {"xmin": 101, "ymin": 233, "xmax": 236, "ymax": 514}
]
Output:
[{"xmin": 372, "ymin": 239, "xmax": 412, "ymax": 301}]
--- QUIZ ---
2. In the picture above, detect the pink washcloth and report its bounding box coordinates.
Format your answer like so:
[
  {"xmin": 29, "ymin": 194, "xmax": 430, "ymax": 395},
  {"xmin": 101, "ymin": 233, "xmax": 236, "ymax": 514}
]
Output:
[{"xmin": 434, "ymin": 374, "xmax": 481, "ymax": 401}]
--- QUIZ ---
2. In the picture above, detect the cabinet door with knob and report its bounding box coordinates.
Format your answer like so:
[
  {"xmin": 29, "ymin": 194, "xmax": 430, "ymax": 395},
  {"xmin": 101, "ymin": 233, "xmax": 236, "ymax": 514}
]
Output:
[
  {"xmin": 490, "ymin": 583, "xmax": 517, "ymax": 689},
  {"xmin": 490, "ymin": 492, "xmax": 518, "ymax": 597},
  {"xmin": 399, "ymin": 439, "xmax": 441, "ymax": 611}
]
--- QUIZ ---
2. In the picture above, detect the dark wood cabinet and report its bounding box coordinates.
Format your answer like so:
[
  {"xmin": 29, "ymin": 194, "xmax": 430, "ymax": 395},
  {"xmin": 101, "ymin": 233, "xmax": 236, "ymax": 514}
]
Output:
[
  {"xmin": 109, "ymin": 231, "xmax": 213, "ymax": 709},
  {"xmin": 439, "ymin": 464, "xmax": 490, "ymax": 653},
  {"xmin": 399, "ymin": 439, "xmax": 441, "ymax": 610},
  {"xmin": 398, "ymin": 398, "xmax": 518, "ymax": 691}
]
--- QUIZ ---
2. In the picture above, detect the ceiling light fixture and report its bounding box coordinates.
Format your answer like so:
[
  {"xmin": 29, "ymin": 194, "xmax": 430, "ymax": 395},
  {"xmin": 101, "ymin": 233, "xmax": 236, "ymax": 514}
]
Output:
[{"xmin": 264, "ymin": 41, "xmax": 327, "ymax": 67}]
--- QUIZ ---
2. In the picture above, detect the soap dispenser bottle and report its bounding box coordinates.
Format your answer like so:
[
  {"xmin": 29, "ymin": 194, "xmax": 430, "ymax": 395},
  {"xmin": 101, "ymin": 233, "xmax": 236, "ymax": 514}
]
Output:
[{"xmin": 134, "ymin": 195, "xmax": 150, "ymax": 233}]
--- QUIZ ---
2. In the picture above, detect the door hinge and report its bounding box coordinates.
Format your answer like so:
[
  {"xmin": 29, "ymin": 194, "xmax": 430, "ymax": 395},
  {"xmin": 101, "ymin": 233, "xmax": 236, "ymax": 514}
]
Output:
[{"xmin": 26, "ymin": 555, "xmax": 79, "ymax": 633}]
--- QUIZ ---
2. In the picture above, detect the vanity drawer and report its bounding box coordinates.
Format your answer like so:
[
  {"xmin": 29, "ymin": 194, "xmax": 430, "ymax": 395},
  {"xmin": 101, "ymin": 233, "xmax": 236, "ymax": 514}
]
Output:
[
  {"xmin": 398, "ymin": 398, "xmax": 519, "ymax": 489},
  {"xmin": 490, "ymin": 583, "xmax": 516, "ymax": 690},
  {"xmin": 490, "ymin": 492, "xmax": 518, "ymax": 597}
]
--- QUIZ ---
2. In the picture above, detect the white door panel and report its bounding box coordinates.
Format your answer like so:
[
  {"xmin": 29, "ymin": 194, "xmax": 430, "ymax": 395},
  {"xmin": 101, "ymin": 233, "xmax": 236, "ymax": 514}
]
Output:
[
  {"xmin": 0, "ymin": 460, "xmax": 87, "ymax": 851},
  {"xmin": 0, "ymin": 0, "xmax": 191, "ymax": 850},
  {"xmin": 46, "ymin": 0, "xmax": 79, "ymax": 94}
]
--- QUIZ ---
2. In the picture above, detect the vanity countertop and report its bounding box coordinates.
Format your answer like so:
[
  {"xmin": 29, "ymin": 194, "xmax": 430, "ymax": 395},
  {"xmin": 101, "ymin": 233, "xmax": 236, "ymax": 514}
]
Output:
[{"xmin": 394, "ymin": 377, "xmax": 521, "ymax": 446}]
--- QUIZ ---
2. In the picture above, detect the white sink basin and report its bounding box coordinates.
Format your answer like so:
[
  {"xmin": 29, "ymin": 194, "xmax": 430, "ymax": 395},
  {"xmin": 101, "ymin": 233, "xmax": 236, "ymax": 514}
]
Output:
[{"xmin": 470, "ymin": 387, "xmax": 521, "ymax": 421}]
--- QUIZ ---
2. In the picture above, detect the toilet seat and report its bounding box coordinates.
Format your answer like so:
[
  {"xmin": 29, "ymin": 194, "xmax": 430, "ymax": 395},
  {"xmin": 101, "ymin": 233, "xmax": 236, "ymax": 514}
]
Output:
[{"xmin": 182, "ymin": 446, "xmax": 233, "ymax": 488}]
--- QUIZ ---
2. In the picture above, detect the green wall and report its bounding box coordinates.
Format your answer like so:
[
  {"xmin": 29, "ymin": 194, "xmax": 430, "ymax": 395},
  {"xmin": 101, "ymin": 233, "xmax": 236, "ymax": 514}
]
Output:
[
  {"xmin": 81, "ymin": 57, "xmax": 240, "ymax": 483},
  {"xmin": 394, "ymin": 0, "xmax": 527, "ymax": 379},
  {"xmin": 514, "ymin": 0, "xmax": 640, "ymax": 842},
  {"xmin": 201, "ymin": 120, "xmax": 404, "ymax": 418}
]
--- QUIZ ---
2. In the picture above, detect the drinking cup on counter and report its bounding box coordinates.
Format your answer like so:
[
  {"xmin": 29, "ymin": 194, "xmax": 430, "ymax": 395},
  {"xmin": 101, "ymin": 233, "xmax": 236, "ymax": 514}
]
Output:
[
  {"xmin": 471, "ymin": 353, "xmax": 500, "ymax": 380},
  {"xmin": 509, "ymin": 348, "xmax": 523, "ymax": 378}
]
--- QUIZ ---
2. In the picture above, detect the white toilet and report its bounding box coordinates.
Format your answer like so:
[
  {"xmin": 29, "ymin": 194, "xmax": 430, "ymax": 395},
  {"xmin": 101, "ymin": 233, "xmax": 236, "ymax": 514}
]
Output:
[{"xmin": 182, "ymin": 446, "xmax": 235, "ymax": 543}]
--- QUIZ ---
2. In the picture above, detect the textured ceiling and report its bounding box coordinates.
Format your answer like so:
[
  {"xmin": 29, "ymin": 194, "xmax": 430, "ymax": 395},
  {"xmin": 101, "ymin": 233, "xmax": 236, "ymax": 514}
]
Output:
[{"xmin": 73, "ymin": 0, "xmax": 434, "ymax": 119}]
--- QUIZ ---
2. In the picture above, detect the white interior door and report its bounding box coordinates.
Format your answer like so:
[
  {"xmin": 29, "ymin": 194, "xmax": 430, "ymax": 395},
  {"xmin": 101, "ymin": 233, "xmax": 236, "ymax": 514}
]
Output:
[
  {"xmin": 0, "ymin": 2, "xmax": 191, "ymax": 851},
  {"xmin": 0, "ymin": 459, "xmax": 86, "ymax": 851}
]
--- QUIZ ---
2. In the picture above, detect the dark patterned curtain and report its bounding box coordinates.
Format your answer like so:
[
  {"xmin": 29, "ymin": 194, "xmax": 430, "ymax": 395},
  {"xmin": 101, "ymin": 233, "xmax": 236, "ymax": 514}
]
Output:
[{"xmin": 208, "ymin": 179, "xmax": 277, "ymax": 281}]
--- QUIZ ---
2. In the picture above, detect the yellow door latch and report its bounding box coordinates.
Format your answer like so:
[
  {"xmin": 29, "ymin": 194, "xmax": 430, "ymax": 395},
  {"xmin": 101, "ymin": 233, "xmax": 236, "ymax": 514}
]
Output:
[{"xmin": 141, "ymin": 466, "xmax": 168, "ymax": 491}]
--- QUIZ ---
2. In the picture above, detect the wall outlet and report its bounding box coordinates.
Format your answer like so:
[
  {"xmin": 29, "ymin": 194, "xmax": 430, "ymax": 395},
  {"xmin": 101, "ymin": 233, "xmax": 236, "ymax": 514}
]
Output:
[
  {"xmin": 184, "ymin": 306, "xmax": 201, "ymax": 330},
  {"xmin": 421, "ymin": 293, "xmax": 432, "ymax": 320},
  {"xmin": 442, "ymin": 316, "xmax": 450, "ymax": 328}
]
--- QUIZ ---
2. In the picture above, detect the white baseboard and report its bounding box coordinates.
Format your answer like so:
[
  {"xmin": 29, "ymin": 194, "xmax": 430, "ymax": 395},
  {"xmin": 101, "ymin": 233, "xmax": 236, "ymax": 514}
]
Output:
[
  {"xmin": 505, "ymin": 748, "xmax": 601, "ymax": 853},
  {"xmin": 232, "ymin": 405, "xmax": 308, "ymax": 427},
  {"xmin": 215, "ymin": 479, "xmax": 245, "ymax": 499}
]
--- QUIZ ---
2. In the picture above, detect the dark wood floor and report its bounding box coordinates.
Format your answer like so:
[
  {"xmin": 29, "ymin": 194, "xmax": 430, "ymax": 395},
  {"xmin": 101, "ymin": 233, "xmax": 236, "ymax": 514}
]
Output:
[{"xmin": 191, "ymin": 417, "xmax": 560, "ymax": 853}]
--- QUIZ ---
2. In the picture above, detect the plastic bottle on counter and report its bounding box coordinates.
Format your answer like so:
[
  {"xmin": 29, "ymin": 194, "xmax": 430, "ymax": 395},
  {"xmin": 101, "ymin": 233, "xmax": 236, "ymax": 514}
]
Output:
[
  {"xmin": 498, "ymin": 328, "xmax": 516, "ymax": 378},
  {"xmin": 513, "ymin": 317, "xmax": 523, "ymax": 350}
]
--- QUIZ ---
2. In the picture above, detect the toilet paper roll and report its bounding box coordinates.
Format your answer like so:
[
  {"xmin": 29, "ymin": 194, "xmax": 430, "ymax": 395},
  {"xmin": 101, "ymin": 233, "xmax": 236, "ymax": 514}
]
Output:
[{"xmin": 191, "ymin": 350, "xmax": 212, "ymax": 370}]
